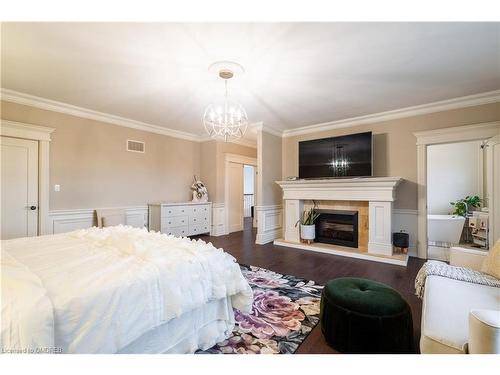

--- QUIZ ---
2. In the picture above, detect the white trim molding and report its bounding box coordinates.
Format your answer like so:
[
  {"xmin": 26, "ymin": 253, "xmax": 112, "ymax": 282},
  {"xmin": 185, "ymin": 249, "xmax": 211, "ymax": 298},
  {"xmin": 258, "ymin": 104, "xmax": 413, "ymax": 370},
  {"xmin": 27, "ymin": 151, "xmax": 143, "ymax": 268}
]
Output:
[
  {"xmin": 2, "ymin": 88, "xmax": 260, "ymax": 147},
  {"xmin": 1, "ymin": 88, "xmax": 201, "ymax": 142},
  {"xmin": 4, "ymin": 88, "xmax": 499, "ymax": 143},
  {"xmin": 414, "ymin": 121, "xmax": 500, "ymax": 259},
  {"xmin": 414, "ymin": 121, "xmax": 500, "ymax": 145},
  {"xmin": 0, "ymin": 119, "xmax": 55, "ymax": 141},
  {"xmin": 255, "ymin": 205, "xmax": 283, "ymax": 245},
  {"xmin": 283, "ymin": 90, "xmax": 500, "ymax": 137},
  {"xmin": 47, "ymin": 206, "xmax": 148, "ymax": 234},
  {"xmin": 251, "ymin": 121, "xmax": 283, "ymax": 138},
  {"xmin": 1, "ymin": 119, "xmax": 55, "ymax": 235}
]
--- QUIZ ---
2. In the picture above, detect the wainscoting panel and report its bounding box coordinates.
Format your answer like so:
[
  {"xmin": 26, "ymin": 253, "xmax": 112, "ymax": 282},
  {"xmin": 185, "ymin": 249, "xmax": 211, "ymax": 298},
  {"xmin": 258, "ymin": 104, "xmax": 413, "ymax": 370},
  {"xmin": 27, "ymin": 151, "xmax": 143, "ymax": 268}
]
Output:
[
  {"xmin": 48, "ymin": 206, "xmax": 148, "ymax": 234},
  {"xmin": 393, "ymin": 209, "xmax": 418, "ymax": 257},
  {"xmin": 211, "ymin": 203, "xmax": 227, "ymax": 236},
  {"xmin": 255, "ymin": 205, "xmax": 283, "ymax": 245}
]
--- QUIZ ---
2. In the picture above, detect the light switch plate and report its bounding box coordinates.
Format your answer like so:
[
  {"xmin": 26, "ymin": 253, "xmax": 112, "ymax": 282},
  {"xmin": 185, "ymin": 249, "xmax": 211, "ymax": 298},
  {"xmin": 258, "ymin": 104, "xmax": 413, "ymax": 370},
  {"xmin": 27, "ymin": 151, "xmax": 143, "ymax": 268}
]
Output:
[{"xmin": 54, "ymin": 184, "xmax": 60, "ymax": 192}]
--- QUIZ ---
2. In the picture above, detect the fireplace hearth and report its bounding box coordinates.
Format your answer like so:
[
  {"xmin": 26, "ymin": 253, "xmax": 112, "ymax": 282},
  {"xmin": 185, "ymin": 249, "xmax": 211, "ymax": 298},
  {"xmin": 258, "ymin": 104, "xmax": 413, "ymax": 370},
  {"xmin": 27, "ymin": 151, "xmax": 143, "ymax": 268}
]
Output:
[{"xmin": 315, "ymin": 209, "xmax": 359, "ymax": 248}]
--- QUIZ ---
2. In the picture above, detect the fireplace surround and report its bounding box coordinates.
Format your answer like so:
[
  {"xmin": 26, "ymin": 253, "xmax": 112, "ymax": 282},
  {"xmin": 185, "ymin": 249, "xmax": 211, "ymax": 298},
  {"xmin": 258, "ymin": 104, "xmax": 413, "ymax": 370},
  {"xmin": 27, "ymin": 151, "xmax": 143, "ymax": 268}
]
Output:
[
  {"xmin": 315, "ymin": 209, "xmax": 359, "ymax": 248},
  {"xmin": 274, "ymin": 177, "xmax": 405, "ymax": 265}
]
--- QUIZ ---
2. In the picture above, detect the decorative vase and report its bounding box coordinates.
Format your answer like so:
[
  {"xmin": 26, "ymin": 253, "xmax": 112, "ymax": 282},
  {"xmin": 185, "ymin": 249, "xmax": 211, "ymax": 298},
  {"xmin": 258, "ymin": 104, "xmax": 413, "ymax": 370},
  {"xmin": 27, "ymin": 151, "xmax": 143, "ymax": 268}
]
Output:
[{"xmin": 300, "ymin": 224, "xmax": 316, "ymax": 244}]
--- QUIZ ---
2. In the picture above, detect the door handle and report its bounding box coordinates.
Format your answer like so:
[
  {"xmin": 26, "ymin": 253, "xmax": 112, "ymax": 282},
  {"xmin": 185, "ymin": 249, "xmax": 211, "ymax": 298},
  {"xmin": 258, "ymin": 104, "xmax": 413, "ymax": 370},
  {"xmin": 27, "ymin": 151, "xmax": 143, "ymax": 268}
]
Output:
[{"xmin": 29, "ymin": 205, "xmax": 37, "ymax": 210}]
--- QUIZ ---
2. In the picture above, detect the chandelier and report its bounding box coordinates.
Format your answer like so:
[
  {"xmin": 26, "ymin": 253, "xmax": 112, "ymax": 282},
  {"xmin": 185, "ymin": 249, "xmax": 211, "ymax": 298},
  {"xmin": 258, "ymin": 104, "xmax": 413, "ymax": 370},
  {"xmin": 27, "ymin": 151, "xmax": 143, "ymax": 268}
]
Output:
[
  {"xmin": 203, "ymin": 62, "xmax": 248, "ymax": 142},
  {"xmin": 331, "ymin": 144, "xmax": 350, "ymax": 176}
]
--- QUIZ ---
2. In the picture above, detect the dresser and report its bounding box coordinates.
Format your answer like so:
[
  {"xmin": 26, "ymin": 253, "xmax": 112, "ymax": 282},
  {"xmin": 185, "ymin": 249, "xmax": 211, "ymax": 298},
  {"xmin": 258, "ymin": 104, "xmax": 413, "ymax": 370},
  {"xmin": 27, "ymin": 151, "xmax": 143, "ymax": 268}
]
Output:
[{"xmin": 148, "ymin": 202, "xmax": 212, "ymax": 237}]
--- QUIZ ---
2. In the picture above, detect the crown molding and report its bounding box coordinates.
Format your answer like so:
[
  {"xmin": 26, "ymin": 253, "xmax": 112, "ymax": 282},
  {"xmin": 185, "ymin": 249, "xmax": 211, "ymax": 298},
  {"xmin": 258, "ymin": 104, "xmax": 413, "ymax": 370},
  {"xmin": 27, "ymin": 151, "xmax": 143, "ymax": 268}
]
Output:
[
  {"xmin": 252, "ymin": 121, "xmax": 283, "ymax": 137},
  {"xmin": 1, "ymin": 88, "xmax": 202, "ymax": 142},
  {"xmin": 4, "ymin": 87, "xmax": 499, "ymax": 143},
  {"xmin": 198, "ymin": 135, "xmax": 257, "ymax": 149},
  {"xmin": 282, "ymin": 90, "xmax": 500, "ymax": 138},
  {"xmin": 228, "ymin": 137, "xmax": 257, "ymax": 148}
]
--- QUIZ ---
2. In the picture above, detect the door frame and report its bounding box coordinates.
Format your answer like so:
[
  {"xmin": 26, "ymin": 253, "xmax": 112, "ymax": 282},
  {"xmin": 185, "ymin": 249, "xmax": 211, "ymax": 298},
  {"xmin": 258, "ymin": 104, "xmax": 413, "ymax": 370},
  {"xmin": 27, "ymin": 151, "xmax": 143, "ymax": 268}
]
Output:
[
  {"xmin": 224, "ymin": 153, "xmax": 257, "ymax": 234},
  {"xmin": 414, "ymin": 121, "xmax": 500, "ymax": 259},
  {"xmin": 1, "ymin": 120, "xmax": 55, "ymax": 235}
]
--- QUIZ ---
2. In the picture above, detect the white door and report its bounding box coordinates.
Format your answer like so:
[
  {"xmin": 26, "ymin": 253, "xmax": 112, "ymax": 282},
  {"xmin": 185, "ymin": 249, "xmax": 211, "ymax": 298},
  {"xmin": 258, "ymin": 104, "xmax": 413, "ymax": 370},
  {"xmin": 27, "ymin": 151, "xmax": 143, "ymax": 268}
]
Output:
[
  {"xmin": 1, "ymin": 136, "xmax": 39, "ymax": 239},
  {"xmin": 486, "ymin": 134, "xmax": 500, "ymax": 245},
  {"xmin": 227, "ymin": 161, "xmax": 244, "ymax": 233}
]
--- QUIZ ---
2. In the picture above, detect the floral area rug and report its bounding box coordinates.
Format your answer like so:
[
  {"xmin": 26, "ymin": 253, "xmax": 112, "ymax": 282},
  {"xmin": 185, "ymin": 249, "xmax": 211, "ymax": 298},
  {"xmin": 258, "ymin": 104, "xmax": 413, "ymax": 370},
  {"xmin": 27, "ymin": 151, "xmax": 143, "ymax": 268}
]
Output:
[{"xmin": 198, "ymin": 264, "xmax": 323, "ymax": 354}]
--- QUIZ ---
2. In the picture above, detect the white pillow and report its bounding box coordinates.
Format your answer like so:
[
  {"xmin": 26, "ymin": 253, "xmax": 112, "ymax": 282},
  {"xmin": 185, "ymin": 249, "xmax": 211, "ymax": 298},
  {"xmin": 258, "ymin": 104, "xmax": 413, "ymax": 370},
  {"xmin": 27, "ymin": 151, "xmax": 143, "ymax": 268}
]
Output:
[{"xmin": 468, "ymin": 309, "xmax": 500, "ymax": 354}]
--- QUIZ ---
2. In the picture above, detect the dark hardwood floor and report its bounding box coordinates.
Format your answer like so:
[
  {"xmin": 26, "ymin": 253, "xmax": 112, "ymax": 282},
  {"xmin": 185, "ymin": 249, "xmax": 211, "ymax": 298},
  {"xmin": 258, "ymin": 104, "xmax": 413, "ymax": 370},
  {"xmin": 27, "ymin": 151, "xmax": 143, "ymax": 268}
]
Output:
[{"xmin": 197, "ymin": 218, "xmax": 425, "ymax": 354}]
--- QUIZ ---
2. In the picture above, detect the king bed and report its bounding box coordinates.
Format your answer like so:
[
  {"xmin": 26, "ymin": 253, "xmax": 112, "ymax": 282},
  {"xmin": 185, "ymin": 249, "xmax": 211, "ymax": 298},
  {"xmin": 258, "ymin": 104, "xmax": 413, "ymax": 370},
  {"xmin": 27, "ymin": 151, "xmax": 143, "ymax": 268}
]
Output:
[{"xmin": 1, "ymin": 225, "xmax": 253, "ymax": 354}]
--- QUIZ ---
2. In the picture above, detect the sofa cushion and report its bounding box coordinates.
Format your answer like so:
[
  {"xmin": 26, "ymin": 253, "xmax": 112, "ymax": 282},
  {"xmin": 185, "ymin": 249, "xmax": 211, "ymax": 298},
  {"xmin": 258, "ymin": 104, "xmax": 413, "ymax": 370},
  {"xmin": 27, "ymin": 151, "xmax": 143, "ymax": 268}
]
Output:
[
  {"xmin": 481, "ymin": 240, "xmax": 500, "ymax": 279},
  {"xmin": 420, "ymin": 275, "xmax": 500, "ymax": 354}
]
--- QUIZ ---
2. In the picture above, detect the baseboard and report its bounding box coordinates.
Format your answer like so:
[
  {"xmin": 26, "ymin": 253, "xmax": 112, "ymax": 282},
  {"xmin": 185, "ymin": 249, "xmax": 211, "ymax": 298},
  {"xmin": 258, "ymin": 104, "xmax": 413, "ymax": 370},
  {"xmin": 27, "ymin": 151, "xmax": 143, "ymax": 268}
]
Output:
[{"xmin": 48, "ymin": 206, "xmax": 148, "ymax": 234}]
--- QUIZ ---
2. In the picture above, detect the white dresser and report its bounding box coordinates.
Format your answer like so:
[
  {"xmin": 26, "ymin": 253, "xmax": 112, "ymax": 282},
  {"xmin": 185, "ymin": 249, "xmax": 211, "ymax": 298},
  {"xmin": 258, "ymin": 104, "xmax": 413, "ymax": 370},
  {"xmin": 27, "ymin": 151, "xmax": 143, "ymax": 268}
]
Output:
[{"xmin": 148, "ymin": 202, "xmax": 212, "ymax": 237}]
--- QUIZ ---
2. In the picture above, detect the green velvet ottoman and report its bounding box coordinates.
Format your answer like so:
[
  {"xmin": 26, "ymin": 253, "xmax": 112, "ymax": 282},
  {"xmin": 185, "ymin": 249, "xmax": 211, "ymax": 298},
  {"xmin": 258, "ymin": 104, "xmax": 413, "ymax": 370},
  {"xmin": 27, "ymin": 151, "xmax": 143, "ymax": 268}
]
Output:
[{"xmin": 320, "ymin": 277, "xmax": 414, "ymax": 353}]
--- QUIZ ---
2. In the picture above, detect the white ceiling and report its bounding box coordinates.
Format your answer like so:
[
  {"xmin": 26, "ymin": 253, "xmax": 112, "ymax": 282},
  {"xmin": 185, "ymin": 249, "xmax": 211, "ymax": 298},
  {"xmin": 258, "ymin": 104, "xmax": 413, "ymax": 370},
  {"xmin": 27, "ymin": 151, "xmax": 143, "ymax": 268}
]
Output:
[{"xmin": 2, "ymin": 22, "xmax": 499, "ymax": 137}]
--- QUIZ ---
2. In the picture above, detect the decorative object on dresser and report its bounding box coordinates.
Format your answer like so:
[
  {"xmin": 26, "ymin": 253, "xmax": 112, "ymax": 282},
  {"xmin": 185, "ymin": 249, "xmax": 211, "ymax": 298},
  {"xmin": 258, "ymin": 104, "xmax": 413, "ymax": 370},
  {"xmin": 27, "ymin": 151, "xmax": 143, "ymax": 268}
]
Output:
[
  {"xmin": 190, "ymin": 175, "xmax": 209, "ymax": 203},
  {"xmin": 148, "ymin": 202, "xmax": 212, "ymax": 237}
]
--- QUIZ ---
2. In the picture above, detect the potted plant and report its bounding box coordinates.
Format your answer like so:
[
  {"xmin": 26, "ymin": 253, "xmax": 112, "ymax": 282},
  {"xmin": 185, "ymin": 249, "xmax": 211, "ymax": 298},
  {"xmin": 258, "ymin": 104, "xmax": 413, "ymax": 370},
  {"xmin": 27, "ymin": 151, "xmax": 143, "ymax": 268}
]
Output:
[
  {"xmin": 450, "ymin": 195, "xmax": 481, "ymax": 217},
  {"xmin": 296, "ymin": 206, "xmax": 320, "ymax": 244},
  {"xmin": 450, "ymin": 195, "xmax": 481, "ymax": 243}
]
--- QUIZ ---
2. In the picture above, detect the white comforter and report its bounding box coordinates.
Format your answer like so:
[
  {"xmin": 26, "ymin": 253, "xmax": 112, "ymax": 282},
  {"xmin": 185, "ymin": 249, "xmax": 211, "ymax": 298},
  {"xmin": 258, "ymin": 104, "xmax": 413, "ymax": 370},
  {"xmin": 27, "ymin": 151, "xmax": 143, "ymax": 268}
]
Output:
[{"xmin": 1, "ymin": 226, "xmax": 253, "ymax": 353}]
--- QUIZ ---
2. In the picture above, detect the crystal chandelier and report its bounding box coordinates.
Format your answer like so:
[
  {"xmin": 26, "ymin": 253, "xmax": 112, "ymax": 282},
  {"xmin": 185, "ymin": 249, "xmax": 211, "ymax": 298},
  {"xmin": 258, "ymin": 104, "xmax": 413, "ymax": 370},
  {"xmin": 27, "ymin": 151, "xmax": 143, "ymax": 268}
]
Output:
[{"xmin": 203, "ymin": 62, "xmax": 248, "ymax": 142}]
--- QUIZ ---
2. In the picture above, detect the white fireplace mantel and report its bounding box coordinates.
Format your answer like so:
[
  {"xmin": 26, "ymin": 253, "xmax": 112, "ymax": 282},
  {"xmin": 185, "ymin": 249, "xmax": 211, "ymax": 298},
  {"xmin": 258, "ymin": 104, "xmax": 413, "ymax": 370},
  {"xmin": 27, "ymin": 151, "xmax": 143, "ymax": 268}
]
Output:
[
  {"xmin": 276, "ymin": 177, "xmax": 403, "ymax": 258},
  {"xmin": 276, "ymin": 177, "xmax": 402, "ymax": 202}
]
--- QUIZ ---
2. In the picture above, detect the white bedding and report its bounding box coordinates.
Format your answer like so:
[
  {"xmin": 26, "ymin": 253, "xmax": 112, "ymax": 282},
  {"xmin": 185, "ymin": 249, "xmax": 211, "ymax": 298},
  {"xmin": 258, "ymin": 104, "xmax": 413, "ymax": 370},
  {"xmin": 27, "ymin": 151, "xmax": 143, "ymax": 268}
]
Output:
[{"xmin": 1, "ymin": 225, "xmax": 253, "ymax": 353}]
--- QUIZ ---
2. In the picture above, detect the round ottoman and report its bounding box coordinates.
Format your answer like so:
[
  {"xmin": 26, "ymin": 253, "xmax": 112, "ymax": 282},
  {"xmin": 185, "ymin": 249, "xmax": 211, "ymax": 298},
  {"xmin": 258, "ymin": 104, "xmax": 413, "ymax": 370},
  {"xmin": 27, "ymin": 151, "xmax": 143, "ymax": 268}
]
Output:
[{"xmin": 320, "ymin": 277, "xmax": 414, "ymax": 353}]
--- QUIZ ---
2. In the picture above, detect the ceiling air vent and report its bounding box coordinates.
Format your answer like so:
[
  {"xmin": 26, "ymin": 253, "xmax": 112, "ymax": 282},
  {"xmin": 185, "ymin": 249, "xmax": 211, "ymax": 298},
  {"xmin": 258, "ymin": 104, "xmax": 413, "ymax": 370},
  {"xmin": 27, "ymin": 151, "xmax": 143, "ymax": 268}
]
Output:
[{"xmin": 127, "ymin": 140, "xmax": 145, "ymax": 153}]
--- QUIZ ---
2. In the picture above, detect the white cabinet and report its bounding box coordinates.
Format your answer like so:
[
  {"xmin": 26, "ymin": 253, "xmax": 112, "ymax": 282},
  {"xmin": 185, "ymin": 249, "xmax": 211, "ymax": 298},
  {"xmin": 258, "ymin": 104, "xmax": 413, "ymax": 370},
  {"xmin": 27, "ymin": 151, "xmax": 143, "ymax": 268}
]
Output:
[{"xmin": 148, "ymin": 202, "xmax": 212, "ymax": 237}]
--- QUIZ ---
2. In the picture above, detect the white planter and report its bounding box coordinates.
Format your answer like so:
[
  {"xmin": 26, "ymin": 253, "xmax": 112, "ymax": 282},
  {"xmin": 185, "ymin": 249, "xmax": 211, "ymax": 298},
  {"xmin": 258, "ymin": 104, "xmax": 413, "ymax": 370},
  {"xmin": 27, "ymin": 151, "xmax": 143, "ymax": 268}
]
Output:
[{"xmin": 300, "ymin": 224, "xmax": 316, "ymax": 242}]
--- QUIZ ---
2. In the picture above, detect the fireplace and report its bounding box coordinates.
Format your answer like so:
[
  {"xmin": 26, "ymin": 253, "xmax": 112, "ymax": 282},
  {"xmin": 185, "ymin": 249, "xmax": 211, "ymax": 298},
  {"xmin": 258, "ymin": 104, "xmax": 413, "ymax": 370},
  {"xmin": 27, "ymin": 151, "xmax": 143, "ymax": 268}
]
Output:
[{"xmin": 315, "ymin": 209, "xmax": 359, "ymax": 248}]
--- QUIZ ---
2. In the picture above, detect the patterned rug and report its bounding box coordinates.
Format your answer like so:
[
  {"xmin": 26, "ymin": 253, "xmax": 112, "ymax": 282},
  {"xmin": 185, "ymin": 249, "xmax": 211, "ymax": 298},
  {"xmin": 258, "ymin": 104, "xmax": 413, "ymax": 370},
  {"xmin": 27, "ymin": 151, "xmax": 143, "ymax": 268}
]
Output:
[{"xmin": 198, "ymin": 264, "xmax": 323, "ymax": 354}]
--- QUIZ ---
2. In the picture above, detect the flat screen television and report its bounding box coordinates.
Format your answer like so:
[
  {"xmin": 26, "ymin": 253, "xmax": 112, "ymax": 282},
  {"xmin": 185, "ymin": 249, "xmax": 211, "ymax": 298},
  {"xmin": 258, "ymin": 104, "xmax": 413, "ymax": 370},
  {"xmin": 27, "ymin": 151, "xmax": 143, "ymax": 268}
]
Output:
[{"xmin": 299, "ymin": 131, "xmax": 372, "ymax": 179}]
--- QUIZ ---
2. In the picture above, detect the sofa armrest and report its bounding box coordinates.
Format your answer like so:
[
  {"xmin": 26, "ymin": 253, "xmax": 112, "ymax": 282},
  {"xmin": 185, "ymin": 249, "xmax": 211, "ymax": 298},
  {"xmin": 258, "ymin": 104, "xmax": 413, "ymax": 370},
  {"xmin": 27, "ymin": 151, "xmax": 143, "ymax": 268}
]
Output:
[
  {"xmin": 449, "ymin": 247, "xmax": 487, "ymax": 271},
  {"xmin": 469, "ymin": 309, "xmax": 500, "ymax": 354}
]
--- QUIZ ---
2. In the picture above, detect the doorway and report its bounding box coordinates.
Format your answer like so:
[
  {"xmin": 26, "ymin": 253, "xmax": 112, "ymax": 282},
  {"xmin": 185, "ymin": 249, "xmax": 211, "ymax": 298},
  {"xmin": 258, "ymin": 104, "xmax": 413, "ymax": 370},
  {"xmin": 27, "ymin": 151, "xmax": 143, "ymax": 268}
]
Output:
[
  {"xmin": 415, "ymin": 122, "xmax": 500, "ymax": 259},
  {"xmin": 1, "ymin": 136, "xmax": 39, "ymax": 239},
  {"xmin": 426, "ymin": 139, "xmax": 487, "ymax": 260},
  {"xmin": 224, "ymin": 153, "xmax": 257, "ymax": 234},
  {"xmin": 243, "ymin": 165, "xmax": 256, "ymax": 230}
]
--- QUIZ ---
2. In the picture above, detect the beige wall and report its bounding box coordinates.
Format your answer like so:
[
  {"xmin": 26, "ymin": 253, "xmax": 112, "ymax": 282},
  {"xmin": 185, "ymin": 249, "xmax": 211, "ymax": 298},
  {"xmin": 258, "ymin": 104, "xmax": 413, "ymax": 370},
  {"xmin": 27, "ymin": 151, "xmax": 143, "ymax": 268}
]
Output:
[
  {"xmin": 1, "ymin": 101, "xmax": 201, "ymax": 209},
  {"xmin": 200, "ymin": 140, "xmax": 217, "ymax": 202},
  {"xmin": 282, "ymin": 102, "xmax": 500, "ymax": 209},
  {"xmin": 199, "ymin": 140, "xmax": 257, "ymax": 203},
  {"xmin": 258, "ymin": 131, "xmax": 283, "ymax": 206}
]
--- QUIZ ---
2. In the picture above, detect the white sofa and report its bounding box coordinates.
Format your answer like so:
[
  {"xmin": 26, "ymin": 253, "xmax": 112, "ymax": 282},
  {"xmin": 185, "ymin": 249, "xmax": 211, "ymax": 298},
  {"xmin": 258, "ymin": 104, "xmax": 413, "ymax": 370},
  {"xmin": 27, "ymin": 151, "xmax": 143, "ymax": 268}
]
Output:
[{"xmin": 420, "ymin": 247, "xmax": 500, "ymax": 354}]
